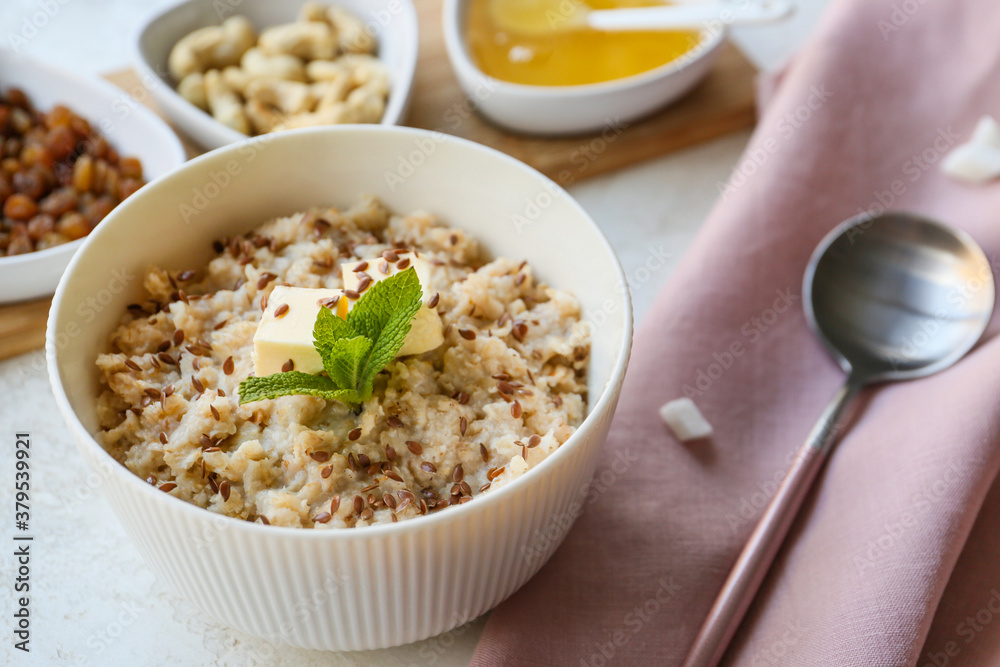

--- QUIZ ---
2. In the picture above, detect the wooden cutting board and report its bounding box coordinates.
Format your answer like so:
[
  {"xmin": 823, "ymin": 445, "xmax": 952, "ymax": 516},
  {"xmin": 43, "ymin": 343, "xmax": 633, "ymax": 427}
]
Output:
[{"xmin": 0, "ymin": 4, "xmax": 758, "ymax": 362}]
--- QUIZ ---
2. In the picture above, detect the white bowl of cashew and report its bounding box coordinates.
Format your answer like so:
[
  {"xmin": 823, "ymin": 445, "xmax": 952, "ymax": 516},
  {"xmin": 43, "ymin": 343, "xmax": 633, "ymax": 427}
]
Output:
[{"xmin": 134, "ymin": 0, "xmax": 419, "ymax": 150}]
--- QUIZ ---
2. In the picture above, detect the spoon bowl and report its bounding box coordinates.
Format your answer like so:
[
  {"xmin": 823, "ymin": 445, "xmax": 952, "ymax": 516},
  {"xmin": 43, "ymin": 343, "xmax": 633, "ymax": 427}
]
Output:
[{"xmin": 805, "ymin": 211, "xmax": 995, "ymax": 383}]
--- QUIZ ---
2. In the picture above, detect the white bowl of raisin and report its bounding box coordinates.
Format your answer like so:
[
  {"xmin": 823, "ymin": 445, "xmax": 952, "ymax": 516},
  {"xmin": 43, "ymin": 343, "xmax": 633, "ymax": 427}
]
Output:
[{"xmin": 0, "ymin": 49, "xmax": 186, "ymax": 303}]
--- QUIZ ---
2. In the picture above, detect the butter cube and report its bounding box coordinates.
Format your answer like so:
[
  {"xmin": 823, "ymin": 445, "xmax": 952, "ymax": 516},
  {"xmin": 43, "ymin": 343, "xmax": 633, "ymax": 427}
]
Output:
[
  {"xmin": 341, "ymin": 251, "xmax": 444, "ymax": 356},
  {"xmin": 253, "ymin": 285, "xmax": 347, "ymax": 377}
]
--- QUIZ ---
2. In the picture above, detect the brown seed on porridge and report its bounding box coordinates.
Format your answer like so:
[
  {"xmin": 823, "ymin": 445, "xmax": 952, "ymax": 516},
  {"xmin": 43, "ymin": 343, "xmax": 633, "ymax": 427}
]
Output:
[{"xmin": 95, "ymin": 197, "xmax": 588, "ymax": 528}]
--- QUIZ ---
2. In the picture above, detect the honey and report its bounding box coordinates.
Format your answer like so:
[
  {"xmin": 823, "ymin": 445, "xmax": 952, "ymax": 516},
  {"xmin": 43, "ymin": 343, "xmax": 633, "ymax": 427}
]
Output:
[{"xmin": 465, "ymin": 0, "xmax": 701, "ymax": 87}]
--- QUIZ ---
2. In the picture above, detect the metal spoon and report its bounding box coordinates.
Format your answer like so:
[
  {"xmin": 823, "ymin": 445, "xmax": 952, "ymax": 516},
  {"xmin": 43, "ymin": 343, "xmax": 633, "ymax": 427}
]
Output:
[
  {"xmin": 489, "ymin": 0, "xmax": 794, "ymax": 36},
  {"xmin": 682, "ymin": 211, "xmax": 995, "ymax": 667}
]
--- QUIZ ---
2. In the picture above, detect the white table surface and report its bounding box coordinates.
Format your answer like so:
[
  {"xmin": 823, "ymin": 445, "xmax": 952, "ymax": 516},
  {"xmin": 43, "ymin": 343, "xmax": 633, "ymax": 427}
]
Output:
[{"xmin": 0, "ymin": 1, "xmax": 828, "ymax": 664}]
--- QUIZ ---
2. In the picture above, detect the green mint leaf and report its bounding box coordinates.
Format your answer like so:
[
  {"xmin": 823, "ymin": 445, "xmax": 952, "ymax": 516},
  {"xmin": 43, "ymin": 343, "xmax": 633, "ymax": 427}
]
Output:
[
  {"xmin": 314, "ymin": 302, "xmax": 355, "ymax": 346},
  {"xmin": 238, "ymin": 371, "xmax": 361, "ymax": 405},
  {"xmin": 347, "ymin": 267, "xmax": 423, "ymax": 399},
  {"xmin": 320, "ymin": 335, "xmax": 373, "ymax": 391}
]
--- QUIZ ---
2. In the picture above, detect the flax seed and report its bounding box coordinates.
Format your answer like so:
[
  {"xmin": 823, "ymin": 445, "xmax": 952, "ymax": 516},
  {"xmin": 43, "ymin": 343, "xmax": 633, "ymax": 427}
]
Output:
[
  {"xmin": 344, "ymin": 289, "xmax": 360, "ymax": 300},
  {"xmin": 314, "ymin": 512, "xmax": 332, "ymax": 524},
  {"xmin": 274, "ymin": 303, "xmax": 289, "ymax": 318},
  {"xmin": 348, "ymin": 427, "xmax": 362, "ymax": 441},
  {"xmin": 387, "ymin": 415, "xmax": 404, "ymax": 428},
  {"xmin": 219, "ymin": 480, "xmax": 231, "ymax": 501},
  {"xmin": 281, "ymin": 359, "xmax": 294, "ymax": 372},
  {"xmin": 310, "ymin": 451, "xmax": 331, "ymax": 462},
  {"xmin": 511, "ymin": 401, "xmax": 522, "ymax": 418},
  {"xmin": 159, "ymin": 483, "xmax": 177, "ymax": 492},
  {"xmin": 223, "ymin": 356, "xmax": 235, "ymax": 375},
  {"xmin": 421, "ymin": 461, "xmax": 437, "ymax": 473},
  {"xmin": 458, "ymin": 328, "xmax": 476, "ymax": 340},
  {"xmin": 428, "ymin": 292, "xmax": 440, "ymax": 308},
  {"xmin": 406, "ymin": 440, "xmax": 423, "ymax": 455},
  {"xmin": 396, "ymin": 257, "xmax": 410, "ymax": 270},
  {"xmin": 459, "ymin": 417, "xmax": 467, "ymax": 436},
  {"xmin": 125, "ymin": 359, "xmax": 141, "ymax": 371},
  {"xmin": 321, "ymin": 465, "xmax": 333, "ymax": 478},
  {"xmin": 256, "ymin": 272, "xmax": 275, "ymax": 290},
  {"xmin": 210, "ymin": 405, "xmax": 220, "ymax": 420},
  {"xmin": 331, "ymin": 496, "xmax": 341, "ymax": 513}
]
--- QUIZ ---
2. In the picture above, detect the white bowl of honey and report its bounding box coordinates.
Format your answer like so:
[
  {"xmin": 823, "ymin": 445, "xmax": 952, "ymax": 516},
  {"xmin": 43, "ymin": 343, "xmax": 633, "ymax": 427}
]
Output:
[{"xmin": 442, "ymin": 0, "xmax": 728, "ymax": 135}]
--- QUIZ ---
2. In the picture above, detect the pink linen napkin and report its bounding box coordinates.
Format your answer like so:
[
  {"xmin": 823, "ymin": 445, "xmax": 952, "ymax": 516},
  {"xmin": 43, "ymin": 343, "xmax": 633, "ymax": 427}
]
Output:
[{"xmin": 471, "ymin": 0, "xmax": 1000, "ymax": 664}]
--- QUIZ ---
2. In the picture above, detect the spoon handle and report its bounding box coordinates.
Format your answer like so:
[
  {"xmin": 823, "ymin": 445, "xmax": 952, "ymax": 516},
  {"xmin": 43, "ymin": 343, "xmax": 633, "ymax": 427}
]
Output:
[
  {"xmin": 587, "ymin": 1, "xmax": 794, "ymax": 31},
  {"xmin": 681, "ymin": 379, "xmax": 862, "ymax": 667}
]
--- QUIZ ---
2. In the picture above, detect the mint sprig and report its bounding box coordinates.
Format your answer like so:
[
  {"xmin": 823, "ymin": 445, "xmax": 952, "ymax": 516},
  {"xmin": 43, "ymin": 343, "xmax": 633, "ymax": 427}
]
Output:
[{"xmin": 238, "ymin": 267, "xmax": 423, "ymax": 406}]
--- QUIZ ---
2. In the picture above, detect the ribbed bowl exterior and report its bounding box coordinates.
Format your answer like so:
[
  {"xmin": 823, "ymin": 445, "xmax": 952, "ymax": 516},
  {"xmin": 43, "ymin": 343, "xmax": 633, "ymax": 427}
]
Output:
[{"xmin": 74, "ymin": 401, "xmax": 617, "ymax": 650}]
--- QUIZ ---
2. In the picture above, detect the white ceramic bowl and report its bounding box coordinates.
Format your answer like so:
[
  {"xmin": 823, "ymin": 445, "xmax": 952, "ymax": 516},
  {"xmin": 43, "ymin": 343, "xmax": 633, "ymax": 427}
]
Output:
[
  {"xmin": 0, "ymin": 50, "xmax": 186, "ymax": 304},
  {"xmin": 442, "ymin": 0, "xmax": 726, "ymax": 135},
  {"xmin": 134, "ymin": 0, "xmax": 419, "ymax": 151},
  {"xmin": 47, "ymin": 126, "xmax": 633, "ymax": 650}
]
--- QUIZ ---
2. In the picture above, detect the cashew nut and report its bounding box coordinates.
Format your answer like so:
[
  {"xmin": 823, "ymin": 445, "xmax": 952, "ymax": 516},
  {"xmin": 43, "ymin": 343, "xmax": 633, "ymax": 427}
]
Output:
[
  {"xmin": 311, "ymin": 77, "xmax": 352, "ymax": 110},
  {"xmin": 327, "ymin": 7, "xmax": 376, "ymax": 55},
  {"xmin": 341, "ymin": 54, "xmax": 391, "ymax": 97},
  {"xmin": 167, "ymin": 16, "xmax": 256, "ymax": 80},
  {"xmin": 240, "ymin": 47, "xmax": 306, "ymax": 82},
  {"xmin": 274, "ymin": 103, "xmax": 358, "ymax": 131},
  {"xmin": 245, "ymin": 79, "xmax": 317, "ymax": 115},
  {"xmin": 177, "ymin": 72, "xmax": 208, "ymax": 111},
  {"xmin": 258, "ymin": 21, "xmax": 337, "ymax": 61},
  {"xmin": 203, "ymin": 69, "xmax": 251, "ymax": 134},
  {"xmin": 220, "ymin": 66, "xmax": 252, "ymax": 95},
  {"xmin": 244, "ymin": 99, "xmax": 284, "ymax": 135},
  {"xmin": 299, "ymin": 1, "xmax": 329, "ymax": 23},
  {"xmin": 345, "ymin": 85, "xmax": 386, "ymax": 124}
]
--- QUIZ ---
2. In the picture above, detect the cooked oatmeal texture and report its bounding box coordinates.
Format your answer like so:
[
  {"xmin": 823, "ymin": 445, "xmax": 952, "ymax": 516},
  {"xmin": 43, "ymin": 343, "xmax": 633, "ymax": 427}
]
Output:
[{"xmin": 96, "ymin": 196, "xmax": 590, "ymax": 528}]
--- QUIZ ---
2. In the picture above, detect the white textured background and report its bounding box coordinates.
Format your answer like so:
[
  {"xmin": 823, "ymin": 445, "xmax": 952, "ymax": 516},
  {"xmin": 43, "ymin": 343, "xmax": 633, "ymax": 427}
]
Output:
[{"xmin": 0, "ymin": 0, "xmax": 828, "ymax": 664}]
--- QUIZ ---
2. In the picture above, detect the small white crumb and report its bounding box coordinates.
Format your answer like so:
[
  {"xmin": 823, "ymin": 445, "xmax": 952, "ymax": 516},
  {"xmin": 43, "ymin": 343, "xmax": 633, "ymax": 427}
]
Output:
[
  {"xmin": 942, "ymin": 141, "xmax": 1000, "ymax": 184},
  {"xmin": 659, "ymin": 398, "xmax": 713, "ymax": 441},
  {"xmin": 971, "ymin": 115, "xmax": 1000, "ymax": 150},
  {"xmin": 942, "ymin": 115, "xmax": 1000, "ymax": 184}
]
